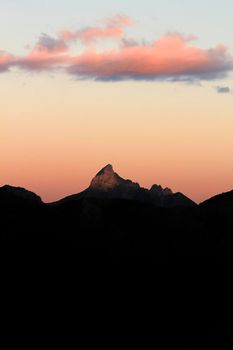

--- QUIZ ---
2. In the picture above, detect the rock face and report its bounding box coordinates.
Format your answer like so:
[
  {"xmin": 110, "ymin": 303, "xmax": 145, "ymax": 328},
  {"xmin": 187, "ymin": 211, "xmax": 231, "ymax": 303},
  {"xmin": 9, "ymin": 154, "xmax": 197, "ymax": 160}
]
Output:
[
  {"xmin": 90, "ymin": 164, "xmax": 139, "ymax": 191},
  {"xmin": 87, "ymin": 164, "xmax": 141, "ymax": 200},
  {"xmin": 85, "ymin": 164, "xmax": 196, "ymax": 207}
]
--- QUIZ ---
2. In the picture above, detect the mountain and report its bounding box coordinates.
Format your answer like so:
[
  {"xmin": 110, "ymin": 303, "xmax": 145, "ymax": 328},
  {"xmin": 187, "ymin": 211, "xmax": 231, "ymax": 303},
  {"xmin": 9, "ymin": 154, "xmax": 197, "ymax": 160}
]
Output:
[
  {"xmin": 0, "ymin": 171, "xmax": 233, "ymax": 267},
  {"xmin": 201, "ymin": 189, "xmax": 233, "ymax": 210},
  {"xmin": 1, "ymin": 170, "xmax": 232, "ymax": 349},
  {"xmin": 90, "ymin": 164, "xmax": 139, "ymax": 191},
  {"xmin": 0, "ymin": 185, "xmax": 42, "ymax": 207},
  {"xmin": 0, "ymin": 185, "xmax": 44, "ymax": 240},
  {"xmin": 57, "ymin": 164, "xmax": 196, "ymax": 207}
]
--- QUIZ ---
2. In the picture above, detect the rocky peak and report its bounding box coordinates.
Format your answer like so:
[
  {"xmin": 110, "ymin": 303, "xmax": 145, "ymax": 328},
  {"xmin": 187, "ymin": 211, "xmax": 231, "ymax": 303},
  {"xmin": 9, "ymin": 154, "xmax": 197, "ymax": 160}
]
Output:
[
  {"xmin": 150, "ymin": 184, "xmax": 163, "ymax": 193},
  {"xmin": 96, "ymin": 164, "xmax": 114, "ymax": 176},
  {"xmin": 90, "ymin": 164, "xmax": 125, "ymax": 191},
  {"xmin": 150, "ymin": 184, "xmax": 173, "ymax": 196},
  {"xmin": 163, "ymin": 187, "xmax": 173, "ymax": 196},
  {"xmin": 89, "ymin": 164, "xmax": 140, "ymax": 191}
]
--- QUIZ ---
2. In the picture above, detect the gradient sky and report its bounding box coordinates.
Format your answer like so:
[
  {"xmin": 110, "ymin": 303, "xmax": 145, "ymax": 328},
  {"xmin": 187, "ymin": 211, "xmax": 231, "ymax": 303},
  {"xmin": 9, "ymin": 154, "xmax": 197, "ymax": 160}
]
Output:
[{"xmin": 1, "ymin": 0, "xmax": 233, "ymax": 203}]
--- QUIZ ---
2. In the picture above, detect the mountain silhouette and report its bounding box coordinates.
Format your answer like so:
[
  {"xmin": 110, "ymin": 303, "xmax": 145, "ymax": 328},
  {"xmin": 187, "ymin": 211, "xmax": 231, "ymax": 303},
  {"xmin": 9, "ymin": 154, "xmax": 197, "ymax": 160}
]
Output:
[
  {"xmin": 56, "ymin": 164, "xmax": 196, "ymax": 207},
  {"xmin": 201, "ymin": 189, "xmax": 233, "ymax": 209},
  {"xmin": 1, "ymin": 166, "xmax": 232, "ymax": 265},
  {"xmin": 0, "ymin": 185, "xmax": 42, "ymax": 207},
  {"xmin": 2, "ymin": 172, "xmax": 232, "ymax": 349}
]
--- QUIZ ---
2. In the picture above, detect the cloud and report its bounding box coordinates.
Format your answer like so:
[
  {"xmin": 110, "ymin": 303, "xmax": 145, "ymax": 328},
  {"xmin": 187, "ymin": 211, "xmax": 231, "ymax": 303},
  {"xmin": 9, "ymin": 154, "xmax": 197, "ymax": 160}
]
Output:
[
  {"xmin": 121, "ymin": 38, "xmax": 149, "ymax": 48},
  {"xmin": 15, "ymin": 51, "xmax": 70, "ymax": 71},
  {"xmin": 59, "ymin": 14, "xmax": 133, "ymax": 43},
  {"xmin": 67, "ymin": 35, "xmax": 233, "ymax": 81},
  {"xmin": 215, "ymin": 86, "xmax": 231, "ymax": 94},
  {"xmin": 14, "ymin": 34, "xmax": 70, "ymax": 71},
  {"xmin": 36, "ymin": 33, "xmax": 68, "ymax": 53},
  {"xmin": 0, "ymin": 15, "xmax": 233, "ymax": 82},
  {"xmin": 0, "ymin": 51, "xmax": 15, "ymax": 72}
]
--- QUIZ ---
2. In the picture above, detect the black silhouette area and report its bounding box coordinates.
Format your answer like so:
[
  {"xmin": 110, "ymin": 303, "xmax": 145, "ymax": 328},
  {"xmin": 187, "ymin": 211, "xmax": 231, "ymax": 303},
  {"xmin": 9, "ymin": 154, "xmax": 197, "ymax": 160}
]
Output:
[
  {"xmin": 1, "ymin": 164, "xmax": 232, "ymax": 262},
  {"xmin": 1, "ymin": 164, "xmax": 233, "ymax": 347},
  {"xmin": 1, "ymin": 164, "xmax": 232, "ymax": 258}
]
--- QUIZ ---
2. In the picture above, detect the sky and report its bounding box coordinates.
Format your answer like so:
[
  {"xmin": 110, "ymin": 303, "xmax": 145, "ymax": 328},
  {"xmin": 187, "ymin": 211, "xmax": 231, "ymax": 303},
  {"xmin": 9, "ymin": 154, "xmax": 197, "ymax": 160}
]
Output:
[{"xmin": 1, "ymin": 0, "xmax": 233, "ymax": 203}]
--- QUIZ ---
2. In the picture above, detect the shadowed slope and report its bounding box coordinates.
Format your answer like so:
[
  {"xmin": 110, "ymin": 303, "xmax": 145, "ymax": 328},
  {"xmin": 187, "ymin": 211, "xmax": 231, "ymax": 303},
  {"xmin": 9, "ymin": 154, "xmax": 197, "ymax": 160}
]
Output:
[
  {"xmin": 201, "ymin": 190, "xmax": 233, "ymax": 209},
  {"xmin": 0, "ymin": 185, "xmax": 42, "ymax": 207}
]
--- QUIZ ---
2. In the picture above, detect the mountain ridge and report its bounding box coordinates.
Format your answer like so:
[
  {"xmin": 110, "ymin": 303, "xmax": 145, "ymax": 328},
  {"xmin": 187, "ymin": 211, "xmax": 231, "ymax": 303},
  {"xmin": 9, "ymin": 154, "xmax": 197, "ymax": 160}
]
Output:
[
  {"xmin": 0, "ymin": 164, "xmax": 232, "ymax": 207},
  {"xmin": 1, "ymin": 169, "xmax": 232, "ymax": 350},
  {"xmin": 1, "ymin": 168, "xmax": 232, "ymax": 266},
  {"xmin": 55, "ymin": 164, "xmax": 196, "ymax": 207},
  {"xmin": 0, "ymin": 184, "xmax": 42, "ymax": 206}
]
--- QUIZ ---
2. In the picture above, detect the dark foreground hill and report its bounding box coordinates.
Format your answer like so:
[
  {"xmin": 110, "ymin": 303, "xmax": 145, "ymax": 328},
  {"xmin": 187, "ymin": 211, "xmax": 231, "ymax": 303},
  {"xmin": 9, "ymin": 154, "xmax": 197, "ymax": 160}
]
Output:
[
  {"xmin": 1, "ymin": 166, "xmax": 233, "ymax": 348},
  {"xmin": 1, "ymin": 164, "xmax": 232, "ymax": 263}
]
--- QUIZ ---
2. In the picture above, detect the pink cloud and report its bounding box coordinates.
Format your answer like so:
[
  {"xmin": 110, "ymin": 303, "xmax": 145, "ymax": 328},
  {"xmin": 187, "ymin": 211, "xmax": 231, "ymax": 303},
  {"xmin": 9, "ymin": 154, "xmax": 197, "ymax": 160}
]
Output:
[
  {"xmin": 15, "ymin": 34, "xmax": 70, "ymax": 70},
  {"xmin": 0, "ymin": 16, "xmax": 232, "ymax": 82},
  {"xmin": 59, "ymin": 14, "xmax": 133, "ymax": 43},
  {"xmin": 0, "ymin": 51, "xmax": 15, "ymax": 71},
  {"xmin": 67, "ymin": 34, "xmax": 233, "ymax": 81},
  {"xmin": 60, "ymin": 27, "xmax": 124, "ymax": 43},
  {"xmin": 16, "ymin": 50, "xmax": 70, "ymax": 71}
]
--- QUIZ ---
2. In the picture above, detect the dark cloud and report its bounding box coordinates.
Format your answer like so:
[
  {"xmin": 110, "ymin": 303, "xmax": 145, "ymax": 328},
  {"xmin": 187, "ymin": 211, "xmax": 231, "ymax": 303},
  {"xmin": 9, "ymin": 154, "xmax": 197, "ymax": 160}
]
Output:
[
  {"xmin": 0, "ymin": 50, "xmax": 15, "ymax": 72},
  {"xmin": 121, "ymin": 38, "xmax": 151, "ymax": 48},
  {"xmin": 215, "ymin": 86, "xmax": 231, "ymax": 94},
  {"xmin": 36, "ymin": 34, "xmax": 68, "ymax": 53}
]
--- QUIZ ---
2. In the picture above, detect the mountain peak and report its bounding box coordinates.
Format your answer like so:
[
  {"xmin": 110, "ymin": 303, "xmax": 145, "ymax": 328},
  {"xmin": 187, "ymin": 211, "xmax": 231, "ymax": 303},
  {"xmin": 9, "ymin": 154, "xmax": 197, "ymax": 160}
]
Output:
[
  {"xmin": 39, "ymin": 163, "xmax": 192, "ymax": 207},
  {"xmin": 150, "ymin": 184, "xmax": 173, "ymax": 197},
  {"xmin": 96, "ymin": 164, "xmax": 114, "ymax": 176},
  {"xmin": 90, "ymin": 164, "xmax": 124, "ymax": 191}
]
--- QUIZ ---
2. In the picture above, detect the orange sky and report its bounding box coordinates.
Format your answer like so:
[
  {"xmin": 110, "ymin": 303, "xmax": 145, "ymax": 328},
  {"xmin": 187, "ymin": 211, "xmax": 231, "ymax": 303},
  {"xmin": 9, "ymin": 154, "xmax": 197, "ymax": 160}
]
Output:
[
  {"xmin": 1, "ymin": 76, "xmax": 233, "ymax": 203},
  {"xmin": 1, "ymin": 8, "xmax": 233, "ymax": 204}
]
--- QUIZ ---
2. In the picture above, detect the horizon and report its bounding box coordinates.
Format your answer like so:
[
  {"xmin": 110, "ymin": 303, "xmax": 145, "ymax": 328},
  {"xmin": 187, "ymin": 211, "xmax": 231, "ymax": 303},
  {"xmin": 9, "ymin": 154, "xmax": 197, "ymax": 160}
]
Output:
[
  {"xmin": 1, "ymin": 1, "xmax": 233, "ymax": 204},
  {"xmin": 1, "ymin": 162, "xmax": 232, "ymax": 204}
]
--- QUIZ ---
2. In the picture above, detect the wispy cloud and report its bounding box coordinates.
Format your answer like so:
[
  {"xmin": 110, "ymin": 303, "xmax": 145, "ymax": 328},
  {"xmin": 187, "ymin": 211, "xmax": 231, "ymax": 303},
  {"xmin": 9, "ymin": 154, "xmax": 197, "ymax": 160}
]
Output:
[
  {"xmin": 0, "ymin": 51, "xmax": 15, "ymax": 72},
  {"xmin": 36, "ymin": 33, "xmax": 68, "ymax": 53},
  {"xmin": 215, "ymin": 86, "xmax": 231, "ymax": 94},
  {"xmin": 59, "ymin": 14, "xmax": 133, "ymax": 43},
  {"xmin": 0, "ymin": 15, "xmax": 233, "ymax": 83}
]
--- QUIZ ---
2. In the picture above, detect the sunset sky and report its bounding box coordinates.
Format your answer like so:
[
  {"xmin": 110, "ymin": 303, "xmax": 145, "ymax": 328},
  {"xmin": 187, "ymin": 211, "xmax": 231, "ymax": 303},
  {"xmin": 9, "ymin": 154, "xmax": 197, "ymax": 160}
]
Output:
[{"xmin": 1, "ymin": 0, "xmax": 233, "ymax": 203}]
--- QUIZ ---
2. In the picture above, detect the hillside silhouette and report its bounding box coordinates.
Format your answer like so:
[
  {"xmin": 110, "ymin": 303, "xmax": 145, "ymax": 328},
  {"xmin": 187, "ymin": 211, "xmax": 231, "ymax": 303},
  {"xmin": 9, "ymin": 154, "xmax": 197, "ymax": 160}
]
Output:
[
  {"xmin": 1, "ymin": 164, "xmax": 232, "ymax": 264},
  {"xmin": 1, "ymin": 164, "xmax": 233, "ymax": 347}
]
